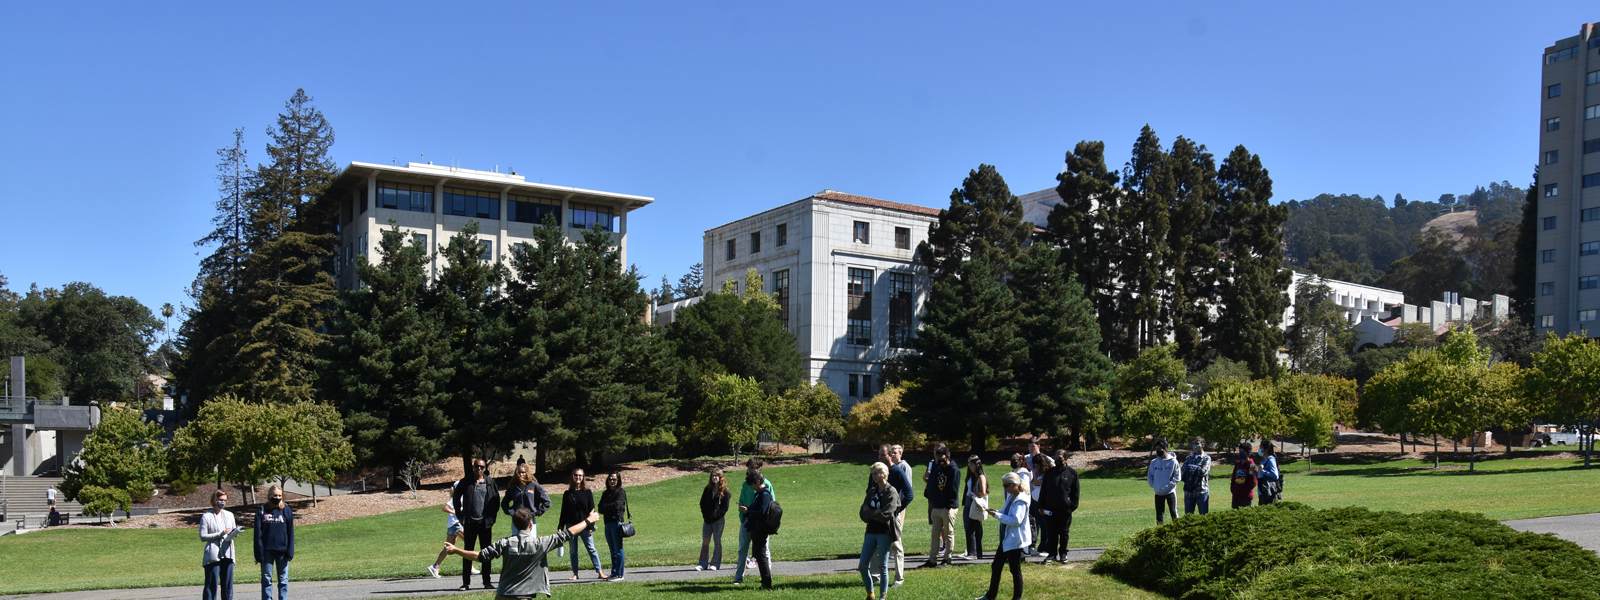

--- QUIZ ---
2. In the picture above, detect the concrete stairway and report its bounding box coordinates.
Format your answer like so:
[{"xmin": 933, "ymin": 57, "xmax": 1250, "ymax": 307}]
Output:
[{"xmin": 1, "ymin": 475, "xmax": 83, "ymax": 526}]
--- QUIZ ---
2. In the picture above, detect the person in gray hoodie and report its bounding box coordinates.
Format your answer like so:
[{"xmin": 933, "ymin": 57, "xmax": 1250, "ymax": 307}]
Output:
[
  {"xmin": 1146, "ymin": 439, "xmax": 1181, "ymax": 524},
  {"xmin": 1181, "ymin": 438, "xmax": 1213, "ymax": 515}
]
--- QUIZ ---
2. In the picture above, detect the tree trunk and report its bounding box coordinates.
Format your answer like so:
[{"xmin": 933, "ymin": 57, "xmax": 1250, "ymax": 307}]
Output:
[
  {"xmin": 1469, "ymin": 439, "xmax": 1476, "ymax": 472},
  {"xmin": 535, "ymin": 441, "xmax": 549, "ymax": 479},
  {"xmin": 1432, "ymin": 435, "xmax": 1439, "ymax": 469},
  {"xmin": 968, "ymin": 427, "xmax": 988, "ymax": 455}
]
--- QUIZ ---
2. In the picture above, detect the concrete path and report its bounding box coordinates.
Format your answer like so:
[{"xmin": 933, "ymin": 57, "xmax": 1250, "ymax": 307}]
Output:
[
  {"xmin": 1506, "ymin": 513, "xmax": 1600, "ymax": 554},
  {"xmin": 0, "ymin": 549, "xmax": 1105, "ymax": 600}
]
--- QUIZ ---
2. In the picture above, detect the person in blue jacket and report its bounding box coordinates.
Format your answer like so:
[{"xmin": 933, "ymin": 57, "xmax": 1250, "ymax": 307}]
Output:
[
  {"xmin": 253, "ymin": 485, "xmax": 294, "ymax": 600},
  {"xmin": 975, "ymin": 472, "xmax": 1030, "ymax": 600},
  {"xmin": 1257, "ymin": 440, "xmax": 1282, "ymax": 505}
]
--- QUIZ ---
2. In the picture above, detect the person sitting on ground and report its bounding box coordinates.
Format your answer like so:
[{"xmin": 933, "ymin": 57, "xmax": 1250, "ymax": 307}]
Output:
[
  {"xmin": 1181, "ymin": 439, "xmax": 1212, "ymax": 516},
  {"xmin": 859, "ymin": 462, "xmax": 902, "ymax": 600},
  {"xmin": 1230, "ymin": 442, "xmax": 1259, "ymax": 509},
  {"xmin": 976, "ymin": 472, "xmax": 1031, "ymax": 600},
  {"xmin": 1257, "ymin": 440, "xmax": 1281, "ymax": 506},
  {"xmin": 445, "ymin": 507, "xmax": 600, "ymax": 600},
  {"xmin": 1147, "ymin": 439, "xmax": 1181, "ymax": 524}
]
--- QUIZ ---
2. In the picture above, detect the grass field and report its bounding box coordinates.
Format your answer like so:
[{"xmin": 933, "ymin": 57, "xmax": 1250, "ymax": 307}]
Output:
[
  {"xmin": 0, "ymin": 454, "xmax": 1595, "ymax": 594},
  {"xmin": 404, "ymin": 563, "xmax": 1161, "ymax": 600}
]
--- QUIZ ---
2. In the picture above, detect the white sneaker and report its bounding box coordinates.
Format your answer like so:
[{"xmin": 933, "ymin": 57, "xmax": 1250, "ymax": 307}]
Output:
[
  {"xmin": 612, "ymin": 577, "xmax": 625, "ymax": 582},
  {"xmin": 427, "ymin": 564, "xmax": 440, "ymax": 578},
  {"xmin": 695, "ymin": 565, "xmax": 705, "ymax": 572},
  {"xmin": 709, "ymin": 565, "xmax": 719, "ymax": 571}
]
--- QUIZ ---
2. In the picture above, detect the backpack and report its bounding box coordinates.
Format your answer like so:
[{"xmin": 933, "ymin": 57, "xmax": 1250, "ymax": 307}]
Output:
[{"xmin": 762, "ymin": 499, "xmax": 784, "ymax": 535}]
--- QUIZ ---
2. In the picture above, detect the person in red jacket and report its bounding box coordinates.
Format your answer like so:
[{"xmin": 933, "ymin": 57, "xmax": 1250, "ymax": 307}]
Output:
[{"xmin": 1229, "ymin": 442, "xmax": 1259, "ymax": 509}]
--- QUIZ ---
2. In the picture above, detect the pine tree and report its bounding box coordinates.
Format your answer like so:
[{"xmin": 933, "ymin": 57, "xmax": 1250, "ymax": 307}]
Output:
[
  {"xmin": 653, "ymin": 275, "xmax": 676, "ymax": 305},
  {"xmin": 676, "ymin": 262, "xmax": 704, "ymax": 298},
  {"xmin": 665, "ymin": 271, "xmax": 804, "ymax": 438},
  {"xmin": 1050, "ymin": 141, "xmax": 1123, "ymax": 358},
  {"xmin": 1286, "ymin": 277, "xmax": 1355, "ymax": 375},
  {"xmin": 176, "ymin": 129, "xmax": 254, "ymax": 413},
  {"xmin": 1166, "ymin": 136, "xmax": 1221, "ymax": 367},
  {"xmin": 1511, "ymin": 168, "xmax": 1538, "ymax": 323},
  {"xmin": 1012, "ymin": 244, "xmax": 1111, "ymax": 448},
  {"xmin": 1115, "ymin": 126, "xmax": 1174, "ymax": 356},
  {"xmin": 324, "ymin": 228, "xmax": 454, "ymax": 473},
  {"xmin": 433, "ymin": 222, "xmax": 511, "ymax": 471},
  {"xmin": 1214, "ymin": 145, "xmax": 1290, "ymax": 377}
]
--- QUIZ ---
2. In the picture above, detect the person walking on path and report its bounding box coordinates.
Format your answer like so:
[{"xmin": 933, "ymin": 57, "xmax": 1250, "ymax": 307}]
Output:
[
  {"xmin": 502, "ymin": 463, "xmax": 551, "ymax": 537},
  {"xmin": 734, "ymin": 458, "xmax": 775, "ymax": 585},
  {"xmin": 743, "ymin": 468, "xmax": 777, "ymax": 590},
  {"xmin": 444, "ymin": 507, "xmax": 601, "ymax": 600},
  {"xmin": 1147, "ymin": 439, "xmax": 1181, "ymax": 524},
  {"xmin": 859, "ymin": 462, "xmax": 902, "ymax": 600},
  {"xmin": 886, "ymin": 445, "xmax": 913, "ymax": 585},
  {"xmin": 1024, "ymin": 441, "xmax": 1046, "ymax": 555},
  {"xmin": 253, "ymin": 485, "xmax": 294, "ymax": 600},
  {"xmin": 977, "ymin": 472, "xmax": 1031, "ymax": 600},
  {"xmin": 599, "ymin": 471, "xmax": 629, "ymax": 581},
  {"xmin": 922, "ymin": 444, "xmax": 960, "ymax": 567},
  {"xmin": 453, "ymin": 458, "xmax": 501, "ymax": 590},
  {"xmin": 1040, "ymin": 449, "xmax": 1079, "ymax": 563},
  {"xmin": 698, "ymin": 468, "xmax": 730, "ymax": 572},
  {"xmin": 959, "ymin": 455, "xmax": 988, "ymax": 561},
  {"xmin": 200, "ymin": 489, "xmax": 239, "ymax": 600},
  {"xmin": 428, "ymin": 490, "xmax": 467, "ymax": 578},
  {"xmin": 1257, "ymin": 440, "xmax": 1282, "ymax": 506},
  {"xmin": 1230, "ymin": 442, "xmax": 1259, "ymax": 509},
  {"xmin": 560, "ymin": 469, "xmax": 606, "ymax": 581},
  {"xmin": 1181, "ymin": 439, "xmax": 1212, "ymax": 516}
]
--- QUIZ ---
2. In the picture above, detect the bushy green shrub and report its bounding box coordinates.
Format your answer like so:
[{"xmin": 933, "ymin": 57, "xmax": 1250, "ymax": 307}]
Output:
[{"xmin": 1092, "ymin": 502, "xmax": 1600, "ymax": 599}]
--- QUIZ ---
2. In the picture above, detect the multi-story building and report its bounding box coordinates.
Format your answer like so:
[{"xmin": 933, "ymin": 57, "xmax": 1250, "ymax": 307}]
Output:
[
  {"xmin": 323, "ymin": 162, "xmax": 652, "ymax": 289},
  {"xmin": 1536, "ymin": 22, "xmax": 1600, "ymax": 336},
  {"xmin": 696, "ymin": 190, "xmax": 938, "ymax": 409}
]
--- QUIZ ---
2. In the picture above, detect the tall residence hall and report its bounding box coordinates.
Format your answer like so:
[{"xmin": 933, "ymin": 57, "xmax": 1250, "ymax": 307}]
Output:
[
  {"xmin": 323, "ymin": 162, "xmax": 652, "ymax": 288},
  {"xmin": 681, "ymin": 191, "xmax": 938, "ymax": 409},
  {"xmin": 1538, "ymin": 22, "xmax": 1600, "ymax": 337}
]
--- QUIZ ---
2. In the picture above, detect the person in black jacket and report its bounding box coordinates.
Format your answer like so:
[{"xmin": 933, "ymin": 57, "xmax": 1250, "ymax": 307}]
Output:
[
  {"xmin": 253, "ymin": 485, "xmax": 293, "ymax": 600},
  {"xmin": 1039, "ymin": 449, "xmax": 1080, "ymax": 563},
  {"xmin": 560, "ymin": 468, "xmax": 606, "ymax": 580},
  {"xmin": 452, "ymin": 458, "xmax": 500, "ymax": 591},
  {"xmin": 922, "ymin": 444, "xmax": 960, "ymax": 567},
  {"xmin": 501, "ymin": 463, "xmax": 551, "ymax": 536},
  {"xmin": 599, "ymin": 471, "xmax": 629, "ymax": 581},
  {"xmin": 743, "ymin": 468, "xmax": 775, "ymax": 590},
  {"xmin": 698, "ymin": 468, "xmax": 731, "ymax": 571}
]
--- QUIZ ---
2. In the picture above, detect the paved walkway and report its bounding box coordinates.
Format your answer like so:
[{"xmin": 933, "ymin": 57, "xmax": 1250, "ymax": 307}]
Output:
[
  {"xmin": 0, "ymin": 549, "xmax": 1105, "ymax": 600},
  {"xmin": 1506, "ymin": 513, "xmax": 1600, "ymax": 554}
]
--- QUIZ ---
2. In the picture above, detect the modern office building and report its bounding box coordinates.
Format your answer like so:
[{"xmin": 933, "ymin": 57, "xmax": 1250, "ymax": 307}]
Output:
[
  {"xmin": 322, "ymin": 162, "xmax": 653, "ymax": 289},
  {"xmin": 1536, "ymin": 22, "xmax": 1600, "ymax": 336},
  {"xmin": 696, "ymin": 190, "xmax": 938, "ymax": 410}
]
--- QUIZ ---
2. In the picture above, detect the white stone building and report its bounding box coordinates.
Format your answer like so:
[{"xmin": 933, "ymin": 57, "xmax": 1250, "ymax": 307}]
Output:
[{"xmin": 693, "ymin": 190, "xmax": 939, "ymax": 410}]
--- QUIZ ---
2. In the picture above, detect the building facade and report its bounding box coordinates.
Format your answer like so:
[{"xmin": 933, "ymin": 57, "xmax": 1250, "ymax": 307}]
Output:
[
  {"xmin": 1537, "ymin": 22, "xmax": 1600, "ymax": 337},
  {"xmin": 698, "ymin": 190, "xmax": 938, "ymax": 410},
  {"xmin": 323, "ymin": 162, "xmax": 652, "ymax": 289}
]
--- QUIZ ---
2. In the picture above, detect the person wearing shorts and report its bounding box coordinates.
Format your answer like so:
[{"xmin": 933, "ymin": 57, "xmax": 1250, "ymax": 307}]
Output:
[{"xmin": 429, "ymin": 482, "xmax": 473, "ymax": 578}]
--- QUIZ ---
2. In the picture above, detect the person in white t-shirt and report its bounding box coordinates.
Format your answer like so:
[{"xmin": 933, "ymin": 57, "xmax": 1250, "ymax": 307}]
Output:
[{"xmin": 428, "ymin": 481, "xmax": 470, "ymax": 578}]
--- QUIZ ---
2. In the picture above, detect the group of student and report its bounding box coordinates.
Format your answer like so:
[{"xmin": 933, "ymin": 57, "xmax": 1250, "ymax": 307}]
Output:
[
  {"xmin": 196, "ymin": 485, "xmax": 296, "ymax": 600},
  {"xmin": 1146, "ymin": 438, "xmax": 1282, "ymax": 524}
]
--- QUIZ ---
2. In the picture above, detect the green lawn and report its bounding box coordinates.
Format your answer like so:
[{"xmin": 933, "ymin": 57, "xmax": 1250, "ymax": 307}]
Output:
[
  {"xmin": 1, "ymin": 454, "xmax": 1595, "ymax": 594},
  {"xmin": 405, "ymin": 563, "xmax": 1161, "ymax": 600}
]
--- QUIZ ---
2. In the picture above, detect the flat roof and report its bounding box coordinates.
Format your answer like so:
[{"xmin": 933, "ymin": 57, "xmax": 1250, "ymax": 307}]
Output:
[
  {"xmin": 329, "ymin": 161, "xmax": 653, "ymax": 209},
  {"xmin": 706, "ymin": 189, "xmax": 941, "ymax": 233}
]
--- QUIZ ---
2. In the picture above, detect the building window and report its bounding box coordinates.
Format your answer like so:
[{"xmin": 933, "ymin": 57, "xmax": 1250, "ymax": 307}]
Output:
[
  {"xmin": 726, "ymin": 239, "xmax": 736, "ymax": 261},
  {"xmin": 1584, "ymin": 242, "xmax": 1600, "ymax": 256},
  {"xmin": 853, "ymin": 221, "xmax": 870, "ymax": 244},
  {"xmin": 888, "ymin": 271, "xmax": 914, "ymax": 348},
  {"xmin": 1587, "ymin": 139, "xmax": 1600, "ymax": 155},
  {"xmin": 1549, "ymin": 83, "xmax": 1563, "ymax": 98},
  {"xmin": 750, "ymin": 231, "xmax": 761, "ymax": 254},
  {"xmin": 443, "ymin": 187, "xmax": 501, "ymax": 220},
  {"xmin": 1543, "ymin": 248, "xmax": 1558, "ymax": 262},
  {"xmin": 1541, "ymin": 314, "xmax": 1556, "ymax": 328},
  {"xmin": 411, "ymin": 233, "xmax": 429, "ymax": 249},
  {"xmin": 1546, "ymin": 150, "xmax": 1560, "ymax": 165},
  {"xmin": 776, "ymin": 223, "xmax": 787, "ymax": 247},
  {"xmin": 1545, "ymin": 216, "xmax": 1558, "ymax": 230},
  {"xmin": 1547, "ymin": 117, "xmax": 1562, "ymax": 132},
  {"xmin": 1584, "ymin": 208, "xmax": 1600, "ymax": 222},
  {"xmin": 847, "ymin": 267, "xmax": 873, "ymax": 346},
  {"xmin": 1586, "ymin": 173, "xmax": 1600, "ymax": 188},
  {"xmin": 479, "ymin": 240, "xmax": 494, "ymax": 262},
  {"xmin": 1540, "ymin": 282, "xmax": 1555, "ymax": 296},
  {"xmin": 1589, "ymin": 70, "xmax": 1600, "ymax": 86},
  {"xmin": 508, "ymin": 194, "xmax": 561, "ymax": 225},
  {"xmin": 1583, "ymin": 310, "xmax": 1599, "ymax": 322},
  {"xmin": 358, "ymin": 189, "xmax": 367, "ymax": 214},
  {"xmin": 773, "ymin": 269, "xmax": 790, "ymax": 330},
  {"xmin": 569, "ymin": 203, "xmax": 616, "ymax": 232},
  {"xmin": 1546, "ymin": 183, "xmax": 1560, "ymax": 198},
  {"xmin": 848, "ymin": 373, "xmax": 874, "ymax": 399},
  {"xmin": 376, "ymin": 181, "xmax": 433, "ymax": 213},
  {"xmin": 1582, "ymin": 276, "xmax": 1599, "ymax": 290},
  {"xmin": 1588, "ymin": 105, "xmax": 1600, "ymax": 120},
  {"xmin": 1549, "ymin": 47, "xmax": 1578, "ymax": 63},
  {"xmin": 894, "ymin": 227, "xmax": 911, "ymax": 250}
]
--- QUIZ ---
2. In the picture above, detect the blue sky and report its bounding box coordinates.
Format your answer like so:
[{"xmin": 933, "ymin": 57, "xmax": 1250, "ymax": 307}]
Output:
[{"xmin": 0, "ymin": 2, "xmax": 1594, "ymax": 320}]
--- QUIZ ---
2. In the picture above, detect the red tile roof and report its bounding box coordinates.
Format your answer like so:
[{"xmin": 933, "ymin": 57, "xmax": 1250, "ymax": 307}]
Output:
[{"xmin": 813, "ymin": 190, "xmax": 942, "ymax": 218}]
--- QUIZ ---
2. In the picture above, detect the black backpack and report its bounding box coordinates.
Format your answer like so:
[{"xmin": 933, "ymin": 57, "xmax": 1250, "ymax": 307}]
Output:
[{"xmin": 762, "ymin": 499, "xmax": 784, "ymax": 535}]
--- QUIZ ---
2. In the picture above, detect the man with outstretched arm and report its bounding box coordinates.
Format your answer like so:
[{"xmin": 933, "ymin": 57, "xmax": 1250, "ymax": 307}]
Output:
[{"xmin": 444, "ymin": 507, "xmax": 599, "ymax": 600}]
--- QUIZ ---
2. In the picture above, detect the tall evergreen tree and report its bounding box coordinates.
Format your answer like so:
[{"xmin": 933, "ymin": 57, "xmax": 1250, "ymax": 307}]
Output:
[
  {"xmin": 676, "ymin": 262, "xmax": 705, "ymax": 298},
  {"xmin": 664, "ymin": 272, "xmax": 804, "ymax": 436},
  {"xmin": 1213, "ymin": 145, "xmax": 1290, "ymax": 377},
  {"xmin": 1512, "ymin": 168, "xmax": 1539, "ymax": 323},
  {"xmin": 1012, "ymin": 244, "xmax": 1111, "ymax": 447},
  {"xmin": 176, "ymin": 129, "xmax": 255, "ymax": 412},
  {"xmin": 324, "ymin": 228, "xmax": 454, "ymax": 473},
  {"xmin": 1286, "ymin": 277, "xmax": 1355, "ymax": 375},
  {"xmin": 433, "ymin": 223, "xmax": 511, "ymax": 470},
  {"xmin": 1115, "ymin": 126, "xmax": 1174, "ymax": 356},
  {"xmin": 1050, "ymin": 141, "xmax": 1122, "ymax": 357},
  {"xmin": 1166, "ymin": 136, "xmax": 1221, "ymax": 367}
]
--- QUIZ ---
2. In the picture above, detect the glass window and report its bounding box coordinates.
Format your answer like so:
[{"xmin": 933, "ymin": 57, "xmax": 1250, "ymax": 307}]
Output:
[
  {"xmin": 1585, "ymin": 173, "xmax": 1600, "ymax": 188},
  {"xmin": 1583, "ymin": 243, "xmax": 1600, "ymax": 256},
  {"xmin": 848, "ymin": 374, "xmax": 859, "ymax": 398},
  {"xmin": 358, "ymin": 189, "xmax": 367, "ymax": 214},
  {"xmin": 1540, "ymin": 282, "xmax": 1555, "ymax": 296},
  {"xmin": 479, "ymin": 239, "xmax": 494, "ymax": 262},
  {"xmin": 570, "ymin": 203, "xmax": 617, "ymax": 231},
  {"xmin": 1546, "ymin": 183, "xmax": 1560, "ymax": 198},
  {"xmin": 1583, "ymin": 208, "xmax": 1600, "ymax": 222},
  {"xmin": 1549, "ymin": 47, "xmax": 1578, "ymax": 63},
  {"xmin": 726, "ymin": 239, "xmax": 736, "ymax": 261},
  {"xmin": 1588, "ymin": 105, "xmax": 1600, "ymax": 120},
  {"xmin": 1545, "ymin": 216, "xmax": 1558, "ymax": 230},
  {"xmin": 443, "ymin": 188, "xmax": 500, "ymax": 220},
  {"xmin": 853, "ymin": 221, "xmax": 870, "ymax": 244},
  {"xmin": 508, "ymin": 194, "xmax": 561, "ymax": 225},
  {"xmin": 750, "ymin": 231, "xmax": 761, "ymax": 254},
  {"xmin": 1549, "ymin": 83, "xmax": 1563, "ymax": 98},
  {"xmin": 1547, "ymin": 150, "xmax": 1560, "ymax": 165},
  {"xmin": 895, "ymin": 227, "xmax": 911, "ymax": 250},
  {"xmin": 847, "ymin": 267, "xmax": 873, "ymax": 345},
  {"xmin": 1548, "ymin": 117, "xmax": 1562, "ymax": 132},
  {"xmin": 376, "ymin": 181, "xmax": 433, "ymax": 213},
  {"xmin": 1581, "ymin": 276, "xmax": 1599, "ymax": 290},
  {"xmin": 1541, "ymin": 314, "xmax": 1556, "ymax": 328},
  {"xmin": 1583, "ymin": 310, "xmax": 1598, "ymax": 322},
  {"xmin": 1589, "ymin": 70, "xmax": 1600, "ymax": 86},
  {"xmin": 773, "ymin": 269, "xmax": 790, "ymax": 330},
  {"xmin": 1587, "ymin": 139, "xmax": 1600, "ymax": 155},
  {"xmin": 1545, "ymin": 248, "xmax": 1559, "ymax": 262},
  {"xmin": 411, "ymin": 233, "xmax": 428, "ymax": 249},
  {"xmin": 889, "ymin": 271, "xmax": 914, "ymax": 348},
  {"xmin": 776, "ymin": 223, "xmax": 787, "ymax": 247},
  {"xmin": 848, "ymin": 374, "xmax": 873, "ymax": 399}
]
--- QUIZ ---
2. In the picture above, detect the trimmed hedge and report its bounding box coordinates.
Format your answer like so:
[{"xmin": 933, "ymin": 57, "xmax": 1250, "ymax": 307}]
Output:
[{"xmin": 1091, "ymin": 502, "xmax": 1600, "ymax": 599}]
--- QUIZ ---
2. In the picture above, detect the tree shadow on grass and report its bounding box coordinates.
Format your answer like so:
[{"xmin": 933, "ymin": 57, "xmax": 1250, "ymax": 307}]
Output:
[{"xmin": 1318, "ymin": 463, "xmax": 1591, "ymax": 478}]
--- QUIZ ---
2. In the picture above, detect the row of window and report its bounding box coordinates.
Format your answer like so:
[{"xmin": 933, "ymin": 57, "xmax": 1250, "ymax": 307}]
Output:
[
  {"xmin": 1542, "ymin": 175, "xmax": 1600, "ymax": 200},
  {"xmin": 1539, "ymin": 276, "xmax": 1600, "ymax": 296},
  {"xmin": 1543, "ymin": 141, "xmax": 1600, "ymax": 165},
  {"xmin": 1539, "ymin": 311, "xmax": 1598, "ymax": 329},
  {"xmin": 846, "ymin": 267, "xmax": 916, "ymax": 348},
  {"xmin": 725, "ymin": 223, "xmax": 789, "ymax": 260},
  {"xmin": 374, "ymin": 182, "xmax": 618, "ymax": 232},
  {"xmin": 847, "ymin": 373, "xmax": 879, "ymax": 399},
  {"xmin": 1544, "ymin": 74, "xmax": 1600, "ymax": 98},
  {"xmin": 851, "ymin": 221, "xmax": 914, "ymax": 250}
]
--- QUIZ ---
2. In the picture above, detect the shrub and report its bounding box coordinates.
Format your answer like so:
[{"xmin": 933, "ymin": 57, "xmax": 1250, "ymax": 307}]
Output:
[
  {"xmin": 844, "ymin": 385, "xmax": 926, "ymax": 448},
  {"xmin": 1092, "ymin": 503, "xmax": 1600, "ymax": 599}
]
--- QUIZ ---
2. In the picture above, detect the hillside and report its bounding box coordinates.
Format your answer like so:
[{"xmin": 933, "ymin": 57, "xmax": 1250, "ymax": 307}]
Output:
[{"xmin": 1420, "ymin": 209, "xmax": 1480, "ymax": 247}]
